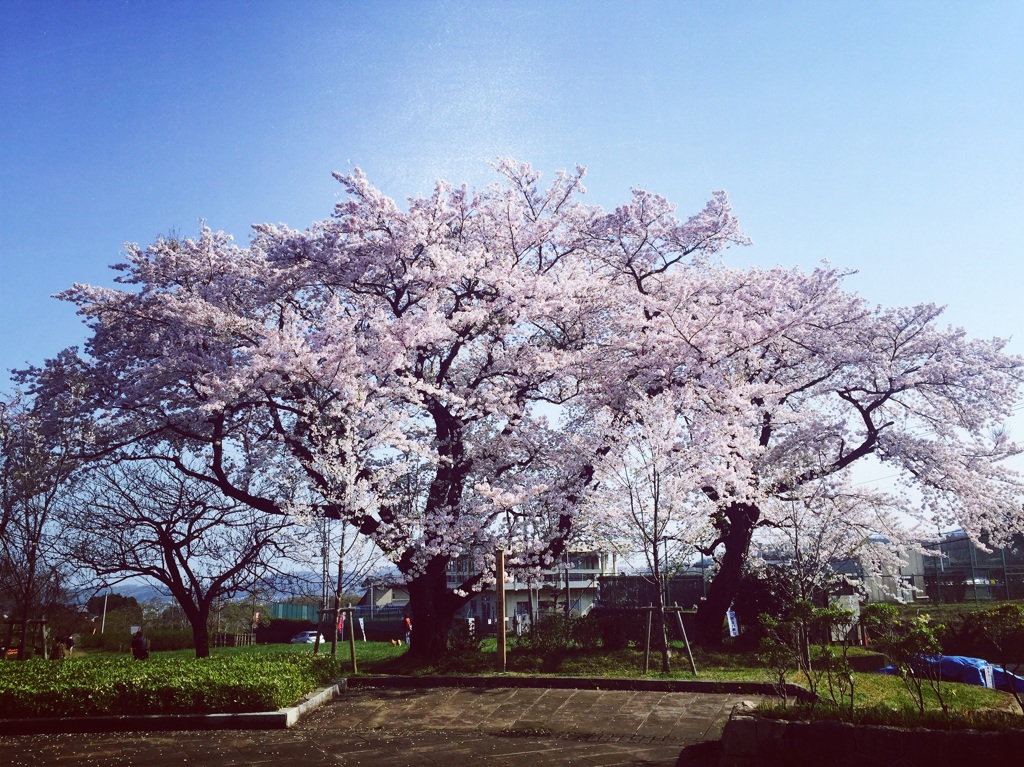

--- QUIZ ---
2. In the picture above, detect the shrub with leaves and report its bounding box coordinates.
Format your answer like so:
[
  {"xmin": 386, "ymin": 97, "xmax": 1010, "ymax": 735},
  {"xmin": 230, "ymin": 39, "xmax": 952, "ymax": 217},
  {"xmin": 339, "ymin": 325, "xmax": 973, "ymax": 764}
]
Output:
[
  {"xmin": 0, "ymin": 654, "xmax": 345, "ymax": 718},
  {"xmin": 570, "ymin": 613, "xmax": 604, "ymax": 652},
  {"xmin": 758, "ymin": 600, "xmax": 856, "ymax": 714},
  {"xmin": 733, "ymin": 565, "xmax": 800, "ymax": 649},
  {"xmin": 447, "ymin": 618, "xmax": 482, "ymax": 654},
  {"xmin": 515, "ymin": 613, "xmax": 574, "ymax": 656},
  {"xmin": 940, "ymin": 604, "xmax": 1024, "ymax": 713},
  {"xmin": 588, "ymin": 609, "xmax": 643, "ymax": 651},
  {"xmin": 862, "ymin": 603, "xmax": 947, "ymax": 715}
]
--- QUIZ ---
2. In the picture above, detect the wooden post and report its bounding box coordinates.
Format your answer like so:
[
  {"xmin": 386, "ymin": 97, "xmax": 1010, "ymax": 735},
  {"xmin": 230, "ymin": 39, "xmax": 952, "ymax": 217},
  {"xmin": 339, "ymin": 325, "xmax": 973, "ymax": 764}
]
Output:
[
  {"xmin": 672, "ymin": 606, "xmax": 698, "ymax": 677},
  {"xmin": 643, "ymin": 605, "xmax": 653, "ymax": 674},
  {"xmin": 346, "ymin": 607, "xmax": 357, "ymax": 674},
  {"xmin": 496, "ymin": 549, "xmax": 507, "ymax": 673}
]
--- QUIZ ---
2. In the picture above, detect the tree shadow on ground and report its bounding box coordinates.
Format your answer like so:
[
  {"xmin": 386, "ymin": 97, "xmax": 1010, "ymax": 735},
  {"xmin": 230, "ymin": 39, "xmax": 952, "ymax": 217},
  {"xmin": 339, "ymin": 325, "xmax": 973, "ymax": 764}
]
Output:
[{"xmin": 675, "ymin": 739, "xmax": 722, "ymax": 766}]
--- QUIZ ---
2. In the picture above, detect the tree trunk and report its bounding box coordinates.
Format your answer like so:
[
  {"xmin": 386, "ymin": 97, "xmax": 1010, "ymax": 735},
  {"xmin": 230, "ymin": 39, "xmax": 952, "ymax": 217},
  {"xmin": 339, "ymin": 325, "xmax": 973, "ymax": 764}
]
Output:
[
  {"xmin": 656, "ymin": 587, "xmax": 671, "ymax": 673},
  {"xmin": 191, "ymin": 611, "xmax": 212, "ymax": 658},
  {"xmin": 694, "ymin": 501, "xmax": 760, "ymax": 646},
  {"xmin": 174, "ymin": 595, "xmax": 213, "ymax": 659},
  {"xmin": 404, "ymin": 557, "xmax": 467, "ymax": 664},
  {"xmin": 652, "ymin": 544, "xmax": 670, "ymax": 672}
]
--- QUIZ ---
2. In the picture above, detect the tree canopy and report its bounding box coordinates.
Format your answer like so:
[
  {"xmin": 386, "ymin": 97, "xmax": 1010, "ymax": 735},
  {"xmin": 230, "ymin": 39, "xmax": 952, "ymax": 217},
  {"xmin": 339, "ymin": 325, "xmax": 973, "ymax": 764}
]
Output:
[{"xmin": 24, "ymin": 161, "xmax": 1024, "ymax": 657}]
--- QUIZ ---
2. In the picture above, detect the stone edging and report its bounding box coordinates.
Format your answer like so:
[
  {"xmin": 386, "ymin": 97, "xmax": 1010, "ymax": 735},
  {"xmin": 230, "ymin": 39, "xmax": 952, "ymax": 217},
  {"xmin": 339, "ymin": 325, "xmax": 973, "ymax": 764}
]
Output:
[
  {"xmin": 0, "ymin": 680, "xmax": 345, "ymax": 735},
  {"xmin": 720, "ymin": 705, "xmax": 1024, "ymax": 767}
]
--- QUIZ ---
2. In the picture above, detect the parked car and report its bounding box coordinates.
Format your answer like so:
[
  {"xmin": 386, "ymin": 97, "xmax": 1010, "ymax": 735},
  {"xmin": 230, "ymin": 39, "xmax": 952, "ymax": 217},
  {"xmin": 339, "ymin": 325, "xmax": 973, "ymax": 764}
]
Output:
[{"xmin": 289, "ymin": 631, "xmax": 325, "ymax": 644}]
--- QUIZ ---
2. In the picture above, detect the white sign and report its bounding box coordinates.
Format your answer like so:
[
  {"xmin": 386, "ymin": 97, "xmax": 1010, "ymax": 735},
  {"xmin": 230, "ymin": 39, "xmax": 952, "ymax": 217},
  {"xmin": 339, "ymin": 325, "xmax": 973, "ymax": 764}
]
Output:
[
  {"xmin": 726, "ymin": 610, "xmax": 739, "ymax": 638},
  {"xmin": 358, "ymin": 617, "xmax": 366, "ymax": 642},
  {"xmin": 983, "ymin": 663, "xmax": 995, "ymax": 689}
]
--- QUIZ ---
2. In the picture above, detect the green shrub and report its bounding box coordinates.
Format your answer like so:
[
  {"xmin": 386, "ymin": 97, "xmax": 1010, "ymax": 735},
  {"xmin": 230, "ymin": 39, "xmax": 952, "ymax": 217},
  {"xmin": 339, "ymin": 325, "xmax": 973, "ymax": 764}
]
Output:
[
  {"xmin": 148, "ymin": 629, "xmax": 194, "ymax": 652},
  {"xmin": 75, "ymin": 628, "xmax": 193, "ymax": 654},
  {"xmin": 447, "ymin": 618, "xmax": 482, "ymax": 653},
  {"xmin": 588, "ymin": 610, "xmax": 643, "ymax": 650},
  {"xmin": 733, "ymin": 566, "xmax": 800, "ymax": 649},
  {"xmin": 863, "ymin": 603, "xmax": 947, "ymax": 716},
  {"xmin": 515, "ymin": 613, "xmax": 573, "ymax": 655},
  {"xmin": 757, "ymin": 700, "xmax": 1024, "ymax": 732},
  {"xmin": 570, "ymin": 614, "xmax": 603, "ymax": 651},
  {"xmin": 77, "ymin": 631, "xmax": 132, "ymax": 653},
  {"xmin": 939, "ymin": 604, "xmax": 1024, "ymax": 660},
  {"xmin": 0, "ymin": 654, "xmax": 346, "ymax": 718},
  {"xmin": 758, "ymin": 601, "xmax": 857, "ymax": 713}
]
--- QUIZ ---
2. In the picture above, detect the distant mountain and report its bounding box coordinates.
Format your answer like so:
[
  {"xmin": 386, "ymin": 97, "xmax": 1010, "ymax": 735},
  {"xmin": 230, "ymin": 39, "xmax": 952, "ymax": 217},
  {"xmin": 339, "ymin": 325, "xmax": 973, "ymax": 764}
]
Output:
[
  {"xmin": 82, "ymin": 568, "xmax": 393, "ymax": 606},
  {"xmin": 114, "ymin": 582, "xmax": 169, "ymax": 603}
]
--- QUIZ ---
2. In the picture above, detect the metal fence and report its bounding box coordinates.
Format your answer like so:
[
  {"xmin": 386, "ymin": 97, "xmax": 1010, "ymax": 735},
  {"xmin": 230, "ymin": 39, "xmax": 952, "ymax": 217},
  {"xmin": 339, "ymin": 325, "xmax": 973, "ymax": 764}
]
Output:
[{"xmin": 922, "ymin": 533, "xmax": 1024, "ymax": 604}]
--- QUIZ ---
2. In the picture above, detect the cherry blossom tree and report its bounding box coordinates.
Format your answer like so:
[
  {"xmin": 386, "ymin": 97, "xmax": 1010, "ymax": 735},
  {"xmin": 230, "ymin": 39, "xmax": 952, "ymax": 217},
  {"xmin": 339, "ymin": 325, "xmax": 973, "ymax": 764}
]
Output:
[
  {"xmin": 593, "ymin": 389, "xmax": 713, "ymax": 671},
  {"xmin": 611, "ymin": 262, "xmax": 1024, "ymax": 644},
  {"xmin": 27, "ymin": 161, "xmax": 745, "ymax": 661},
  {"xmin": 567, "ymin": 182, "xmax": 1024, "ymax": 643},
  {"xmin": 750, "ymin": 482, "xmax": 915, "ymax": 603}
]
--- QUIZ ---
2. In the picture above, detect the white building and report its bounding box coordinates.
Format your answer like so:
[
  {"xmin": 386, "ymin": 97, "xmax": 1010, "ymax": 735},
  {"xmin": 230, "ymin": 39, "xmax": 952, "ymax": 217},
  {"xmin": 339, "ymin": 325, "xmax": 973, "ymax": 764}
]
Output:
[{"xmin": 447, "ymin": 550, "xmax": 617, "ymax": 632}]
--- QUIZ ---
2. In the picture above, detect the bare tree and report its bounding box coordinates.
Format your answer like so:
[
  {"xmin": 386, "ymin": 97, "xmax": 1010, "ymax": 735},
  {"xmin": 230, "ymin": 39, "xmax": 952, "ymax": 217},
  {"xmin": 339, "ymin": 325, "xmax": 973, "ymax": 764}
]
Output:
[
  {"xmin": 0, "ymin": 393, "xmax": 82, "ymax": 657},
  {"xmin": 63, "ymin": 459, "xmax": 297, "ymax": 658}
]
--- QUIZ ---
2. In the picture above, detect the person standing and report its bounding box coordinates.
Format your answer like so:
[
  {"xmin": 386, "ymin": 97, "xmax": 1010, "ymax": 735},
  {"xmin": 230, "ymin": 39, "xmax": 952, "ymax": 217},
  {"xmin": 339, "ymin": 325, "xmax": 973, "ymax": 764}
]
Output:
[{"xmin": 130, "ymin": 630, "xmax": 150, "ymax": 660}]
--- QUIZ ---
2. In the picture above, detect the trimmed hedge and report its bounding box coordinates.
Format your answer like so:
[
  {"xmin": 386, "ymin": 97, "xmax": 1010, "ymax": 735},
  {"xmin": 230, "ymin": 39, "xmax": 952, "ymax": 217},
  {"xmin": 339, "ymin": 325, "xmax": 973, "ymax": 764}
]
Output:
[
  {"xmin": 0, "ymin": 654, "xmax": 345, "ymax": 718},
  {"xmin": 78, "ymin": 629, "xmax": 196, "ymax": 653}
]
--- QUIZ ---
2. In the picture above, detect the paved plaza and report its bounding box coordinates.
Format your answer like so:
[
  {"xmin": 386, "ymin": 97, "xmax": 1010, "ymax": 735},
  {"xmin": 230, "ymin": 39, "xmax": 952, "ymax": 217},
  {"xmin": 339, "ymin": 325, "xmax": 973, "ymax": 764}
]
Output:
[{"xmin": 0, "ymin": 685, "xmax": 764, "ymax": 766}]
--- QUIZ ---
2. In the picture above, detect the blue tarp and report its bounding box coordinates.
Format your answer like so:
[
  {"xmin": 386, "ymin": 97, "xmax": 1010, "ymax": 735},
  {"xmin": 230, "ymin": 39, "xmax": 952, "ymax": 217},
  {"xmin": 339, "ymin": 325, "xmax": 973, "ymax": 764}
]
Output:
[{"xmin": 876, "ymin": 655, "xmax": 1024, "ymax": 692}]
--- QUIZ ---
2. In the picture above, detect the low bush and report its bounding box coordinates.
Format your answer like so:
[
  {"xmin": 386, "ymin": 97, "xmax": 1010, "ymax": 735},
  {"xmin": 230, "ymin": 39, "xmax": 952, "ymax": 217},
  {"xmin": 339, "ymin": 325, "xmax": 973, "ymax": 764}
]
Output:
[
  {"xmin": 75, "ymin": 630, "xmax": 198, "ymax": 654},
  {"xmin": 0, "ymin": 654, "xmax": 345, "ymax": 718},
  {"xmin": 148, "ymin": 630, "xmax": 194, "ymax": 652},
  {"xmin": 448, "ymin": 618, "xmax": 482, "ymax": 653},
  {"xmin": 939, "ymin": 604, "xmax": 1024, "ymax": 659},
  {"xmin": 590, "ymin": 610, "xmax": 641, "ymax": 651},
  {"xmin": 756, "ymin": 700, "xmax": 1024, "ymax": 732},
  {"xmin": 513, "ymin": 613, "xmax": 573, "ymax": 656},
  {"xmin": 570, "ymin": 613, "xmax": 603, "ymax": 651},
  {"xmin": 863, "ymin": 603, "xmax": 948, "ymax": 715},
  {"xmin": 732, "ymin": 566, "xmax": 800, "ymax": 650}
]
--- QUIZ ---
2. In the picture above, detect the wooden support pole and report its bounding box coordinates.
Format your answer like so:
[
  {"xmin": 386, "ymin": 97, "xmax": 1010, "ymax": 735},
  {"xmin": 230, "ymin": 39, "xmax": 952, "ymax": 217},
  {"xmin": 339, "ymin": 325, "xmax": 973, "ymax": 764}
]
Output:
[
  {"xmin": 345, "ymin": 607, "xmax": 357, "ymax": 674},
  {"xmin": 643, "ymin": 605, "xmax": 653, "ymax": 674},
  {"xmin": 496, "ymin": 549, "xmax": 507, "ymax": 673},
  {"xmin": 672, "ymin": 606, "xmax": 698, "ymax": 677}
]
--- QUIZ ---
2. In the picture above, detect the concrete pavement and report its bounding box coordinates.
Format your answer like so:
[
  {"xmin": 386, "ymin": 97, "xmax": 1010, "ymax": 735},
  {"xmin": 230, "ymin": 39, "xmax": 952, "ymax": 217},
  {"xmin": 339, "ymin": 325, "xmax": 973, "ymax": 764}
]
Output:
[{"xmin": 0, "ymin": 684, "xmax": 768, "ymax": 766}]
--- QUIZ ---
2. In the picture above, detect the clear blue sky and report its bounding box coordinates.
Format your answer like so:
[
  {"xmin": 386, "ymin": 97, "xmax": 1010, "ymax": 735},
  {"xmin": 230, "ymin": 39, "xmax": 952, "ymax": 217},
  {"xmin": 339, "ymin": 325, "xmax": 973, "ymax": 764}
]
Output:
[{"xmin": 2, "ymin": 0, "xmax": 1022, "ymax": 384}]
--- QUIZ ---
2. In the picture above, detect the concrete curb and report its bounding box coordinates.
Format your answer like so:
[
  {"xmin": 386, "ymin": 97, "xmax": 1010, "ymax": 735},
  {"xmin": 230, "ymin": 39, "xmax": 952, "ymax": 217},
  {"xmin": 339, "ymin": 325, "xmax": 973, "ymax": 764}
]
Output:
[
  {"xmin": 347, "ymin": 674, "xmax": 812, "ymax": 701},
  {"xmin": 719, "ymin": 707, "xmax": 1024, "ymax": 767},
  {"xmin": 0, "ymin": 680, "xmax": 346, "ymax": 735}
]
